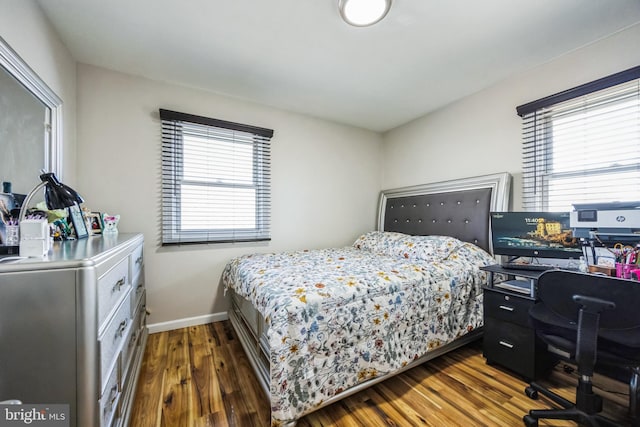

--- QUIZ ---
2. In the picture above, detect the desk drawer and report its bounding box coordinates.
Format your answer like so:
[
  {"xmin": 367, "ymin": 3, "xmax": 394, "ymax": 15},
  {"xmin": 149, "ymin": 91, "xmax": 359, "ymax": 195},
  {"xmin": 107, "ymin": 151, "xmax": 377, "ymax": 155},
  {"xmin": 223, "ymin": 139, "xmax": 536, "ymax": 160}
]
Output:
[
  {"xmin": 98, "ymin": 257, "xmax": 131, "ymax": 327},
  {"xmin": 484, "ymin": 317, "xmax": 536, "ymax": 378},
  {"xmin": 484, "ymin": 289, "xmax": 534, "ymax": 327}
]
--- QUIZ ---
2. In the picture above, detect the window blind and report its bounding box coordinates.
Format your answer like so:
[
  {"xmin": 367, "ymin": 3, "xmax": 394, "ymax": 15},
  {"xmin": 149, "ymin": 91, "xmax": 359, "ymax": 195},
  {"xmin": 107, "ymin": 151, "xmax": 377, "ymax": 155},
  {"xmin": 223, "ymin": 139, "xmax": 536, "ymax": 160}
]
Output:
[
  {"xmin": 160, "ymin": 109, "xmax": 273, "ymax": 245},
  {"xmin": 517, "ymin": 66, "xmax": 640, "ymax": 211}
]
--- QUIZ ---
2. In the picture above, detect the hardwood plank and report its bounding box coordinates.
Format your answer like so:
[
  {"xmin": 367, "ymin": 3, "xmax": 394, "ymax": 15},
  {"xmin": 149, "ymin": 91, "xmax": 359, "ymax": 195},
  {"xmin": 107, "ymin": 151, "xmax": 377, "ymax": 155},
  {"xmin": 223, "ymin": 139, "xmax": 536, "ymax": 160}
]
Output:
[
  {"xmin": 338, "ymin": 390, "xmax": 401, "ymax": 427},
  {"xmin": 397, "ymin": 367, "xmax": 489, "ymax": 426},
  {"xmin": 425, "ymin": 353, "xmax": 540, "ymax": 425},
  {"xmin": 186, "ymin": 325, "xmax": 226, "ymax": 424},
  {"xmin": 356, "ymin": 388, "xmax": 421, "ymax": 426},
  {"xmin": 298, "ymin": 398, "xmax": 363, "ymax": 427},
  {"xmin": 130, "ymin": 322, "xmax": 633, "ymax": 427},
  {"xmin": 208, "ymin": 322, "xmax": 264, "ymax": 426},
  {"xmin": 369, "ymin": 381, "xmax": 438, "ymax": 426},
  {"xmin": 161, "ymin": 328, "xmax": 194, "ymax": 426},
  {"xmin": 219, "ymin": 322, "xmax": 271, "ymax": 423},
  {"xmin": 130, "ymin": 331, "xmax": 168, "ymax": 427}
]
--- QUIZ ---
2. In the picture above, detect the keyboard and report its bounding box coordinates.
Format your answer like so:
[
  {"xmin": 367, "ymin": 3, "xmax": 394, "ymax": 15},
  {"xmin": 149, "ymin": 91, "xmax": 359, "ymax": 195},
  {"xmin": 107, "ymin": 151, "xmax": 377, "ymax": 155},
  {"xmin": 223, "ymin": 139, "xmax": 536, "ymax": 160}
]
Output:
[{"xmin": 502, "ymin": 263, "xmax": 556, "ymax": 271}]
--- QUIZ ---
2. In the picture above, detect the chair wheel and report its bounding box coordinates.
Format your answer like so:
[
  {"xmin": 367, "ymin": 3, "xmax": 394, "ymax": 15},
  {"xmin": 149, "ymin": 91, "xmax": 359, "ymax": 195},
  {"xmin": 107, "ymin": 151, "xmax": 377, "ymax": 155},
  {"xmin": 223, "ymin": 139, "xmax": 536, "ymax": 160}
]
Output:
[
  {"xmin": 525, "ymin": 386, "xmax": 539, "ymax": 400},
  {"xmin": 523, "ymin": 414, "xmax": 538, "ymax": 427}
]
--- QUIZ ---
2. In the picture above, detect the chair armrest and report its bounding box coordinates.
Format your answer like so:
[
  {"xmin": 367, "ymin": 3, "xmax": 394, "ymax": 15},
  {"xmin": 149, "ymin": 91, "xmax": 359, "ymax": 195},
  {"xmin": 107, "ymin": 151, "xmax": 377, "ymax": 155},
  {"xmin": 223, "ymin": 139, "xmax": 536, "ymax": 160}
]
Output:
[{"xmin": 573, "ymin": 295, "xmax": 615, "ymax": 313}]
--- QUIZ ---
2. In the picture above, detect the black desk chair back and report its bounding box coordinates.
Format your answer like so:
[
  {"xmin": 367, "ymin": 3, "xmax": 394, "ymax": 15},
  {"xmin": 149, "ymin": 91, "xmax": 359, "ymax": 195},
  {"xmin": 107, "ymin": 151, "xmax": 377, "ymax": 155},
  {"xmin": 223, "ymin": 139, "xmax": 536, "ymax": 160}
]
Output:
[{"xmin": 523, "ymin": 270, "xmax": 640, "ymax": 427}]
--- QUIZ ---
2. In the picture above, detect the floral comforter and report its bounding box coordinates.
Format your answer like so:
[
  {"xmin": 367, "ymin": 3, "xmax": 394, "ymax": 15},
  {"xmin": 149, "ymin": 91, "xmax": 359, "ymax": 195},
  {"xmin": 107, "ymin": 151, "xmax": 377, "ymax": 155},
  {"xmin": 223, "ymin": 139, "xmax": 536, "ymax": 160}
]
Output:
[{"xmin": 222, "ymin": 231, "xmax": 496, "ymax": 426}]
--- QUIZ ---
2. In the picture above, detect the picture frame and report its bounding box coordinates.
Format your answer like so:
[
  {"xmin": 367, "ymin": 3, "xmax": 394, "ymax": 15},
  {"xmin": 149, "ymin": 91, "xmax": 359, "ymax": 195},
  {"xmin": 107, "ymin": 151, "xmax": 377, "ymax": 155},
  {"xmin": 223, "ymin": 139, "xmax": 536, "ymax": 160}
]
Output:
[
  {"xmin": 68, "ymin": 204, "xmax": 89, "ymax": 239},
  {"xmin": 86, "ymin": 212, "xmax": 103, "ymax": 235}
]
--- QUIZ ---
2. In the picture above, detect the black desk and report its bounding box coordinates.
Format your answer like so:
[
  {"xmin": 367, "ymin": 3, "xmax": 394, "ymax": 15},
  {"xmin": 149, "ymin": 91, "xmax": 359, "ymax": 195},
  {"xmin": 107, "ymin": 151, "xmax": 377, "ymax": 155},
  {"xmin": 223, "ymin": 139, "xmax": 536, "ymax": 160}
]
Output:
[
  {"xmin": 481, "ymin": 265, "xmax": 556, "ymax": 380},
  {"xmin": 482, "ymin": 263, "xmax": 546, "ymax": 297}
]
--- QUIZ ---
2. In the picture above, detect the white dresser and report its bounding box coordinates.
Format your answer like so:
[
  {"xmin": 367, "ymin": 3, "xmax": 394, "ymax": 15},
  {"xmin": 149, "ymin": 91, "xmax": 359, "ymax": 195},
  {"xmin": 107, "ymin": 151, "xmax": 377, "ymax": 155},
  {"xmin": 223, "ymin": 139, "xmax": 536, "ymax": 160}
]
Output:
[{"xmin": 0, "ymin": 233, "xmax": 147, "ymax": 427}]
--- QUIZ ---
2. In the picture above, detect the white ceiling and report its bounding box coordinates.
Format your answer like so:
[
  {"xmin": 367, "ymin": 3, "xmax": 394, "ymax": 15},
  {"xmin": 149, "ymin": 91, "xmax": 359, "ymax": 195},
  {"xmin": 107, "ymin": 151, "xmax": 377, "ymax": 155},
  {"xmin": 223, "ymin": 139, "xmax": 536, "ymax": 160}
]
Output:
[{"xmin": 37, "ymin": 0, "xmax": 640, "ymax": 132}]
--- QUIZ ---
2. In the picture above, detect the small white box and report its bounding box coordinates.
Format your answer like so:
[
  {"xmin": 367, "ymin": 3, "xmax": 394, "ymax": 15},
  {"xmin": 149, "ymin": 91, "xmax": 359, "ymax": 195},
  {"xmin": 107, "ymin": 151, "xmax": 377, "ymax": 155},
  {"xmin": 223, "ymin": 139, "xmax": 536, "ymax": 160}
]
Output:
[
  {"xmin": 19, "ymin": 238, "xmax": 49, "ymax": 258},
  {"xmin": 19, "ymin": 219, "xmax": 50, "ymax": 258},
  {"xmin": 20, "ymin": 219, "xmax": 49, "ymax": 240}
]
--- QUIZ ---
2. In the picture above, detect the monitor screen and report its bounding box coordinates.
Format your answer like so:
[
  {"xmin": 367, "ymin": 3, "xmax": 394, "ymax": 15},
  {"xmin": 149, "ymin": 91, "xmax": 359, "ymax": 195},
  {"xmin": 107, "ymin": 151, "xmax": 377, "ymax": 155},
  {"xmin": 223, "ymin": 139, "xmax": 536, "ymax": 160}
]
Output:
[{"xmin": 490, "ymin": 211, "xmax": 583, "ymax": 259}]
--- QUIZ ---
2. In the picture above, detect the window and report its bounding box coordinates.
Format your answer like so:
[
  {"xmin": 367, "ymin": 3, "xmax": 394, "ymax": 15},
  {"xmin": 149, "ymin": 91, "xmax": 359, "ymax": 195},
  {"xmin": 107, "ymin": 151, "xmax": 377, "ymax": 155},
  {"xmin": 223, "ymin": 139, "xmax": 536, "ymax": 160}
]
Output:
[
  {"xmin": 517, "ymin": 66, "xmax": 640, "ymax": 211},
  {"xmin": 160, "ymin": 109, "xmax": 273, "ymax": 244}
]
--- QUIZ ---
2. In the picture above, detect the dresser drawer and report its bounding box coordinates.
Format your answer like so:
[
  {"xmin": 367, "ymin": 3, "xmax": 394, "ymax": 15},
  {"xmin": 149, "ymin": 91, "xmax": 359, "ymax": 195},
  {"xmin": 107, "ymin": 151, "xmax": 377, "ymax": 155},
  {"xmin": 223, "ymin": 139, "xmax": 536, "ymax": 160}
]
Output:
[
  {"xmin": 131, "ymin": 244, "xmax": 144, "ymax": 282},
  {"xmin": 100, "ymin": 291, "xmax": 132, "ymax": 391},
  {"xmin": 484, "ymin": 289, "xmax": 534, "ymax": 327},
  {"xmin": 100, "ymin": 361, "xmax": 120, "ymax": 427},
  {"xmin": 130, "ymin": 275, "xmax": 144, "ymax": 315},
  {"xmin": 121, "ymin": 302, "xmax": 144, "ymax": 381},
  {"xmin": 98, "ymin": 257, "xmax": 132, "ymax": 328},
  {"xmin": 136, "ymin": 291, "xmax": 146, "ymax": 331}
]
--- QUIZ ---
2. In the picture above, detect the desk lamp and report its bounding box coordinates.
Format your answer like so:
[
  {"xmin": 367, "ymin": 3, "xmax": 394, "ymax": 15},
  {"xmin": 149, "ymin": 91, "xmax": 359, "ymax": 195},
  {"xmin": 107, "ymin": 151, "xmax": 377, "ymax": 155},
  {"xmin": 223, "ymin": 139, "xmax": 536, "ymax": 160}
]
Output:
[
  {"xmin": 18, "ymin": 172, "xmax": 84, "ymax": 257},
  {"xmin": 19, "ymin": 172, "xmax": 84, "ymax": 221}
]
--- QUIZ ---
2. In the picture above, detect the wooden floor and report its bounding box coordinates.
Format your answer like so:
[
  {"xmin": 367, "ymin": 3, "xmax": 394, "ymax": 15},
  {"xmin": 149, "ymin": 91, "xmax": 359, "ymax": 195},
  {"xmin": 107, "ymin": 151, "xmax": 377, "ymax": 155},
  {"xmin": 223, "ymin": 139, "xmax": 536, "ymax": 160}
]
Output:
[{"xmin": 130, "ymin": 322, "xmax": 632, "ymax": 426}]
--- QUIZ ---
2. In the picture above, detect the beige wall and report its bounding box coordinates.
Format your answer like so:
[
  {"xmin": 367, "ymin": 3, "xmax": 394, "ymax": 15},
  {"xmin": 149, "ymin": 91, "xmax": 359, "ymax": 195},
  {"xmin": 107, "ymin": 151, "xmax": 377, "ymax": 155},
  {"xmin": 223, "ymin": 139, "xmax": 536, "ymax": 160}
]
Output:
[
  {"xmin": 0, "ymin": 0, "xmax": 77, "ymax": 183},
  {"xmin": 75, "ymin": 64, "xmax": 383, "ymax": 326},
  {"xmin": 382, "ymin": 23, "xmax": 640, "ymax": 210}
]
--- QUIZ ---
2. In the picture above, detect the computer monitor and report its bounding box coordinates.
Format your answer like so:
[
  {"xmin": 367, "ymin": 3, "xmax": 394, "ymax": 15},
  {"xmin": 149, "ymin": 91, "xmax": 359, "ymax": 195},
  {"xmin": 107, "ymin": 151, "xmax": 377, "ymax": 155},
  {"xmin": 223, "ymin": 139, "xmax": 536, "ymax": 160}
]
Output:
[{"xmin": 490, "ymin": 211, "xmax": 583, "ymax": 259}]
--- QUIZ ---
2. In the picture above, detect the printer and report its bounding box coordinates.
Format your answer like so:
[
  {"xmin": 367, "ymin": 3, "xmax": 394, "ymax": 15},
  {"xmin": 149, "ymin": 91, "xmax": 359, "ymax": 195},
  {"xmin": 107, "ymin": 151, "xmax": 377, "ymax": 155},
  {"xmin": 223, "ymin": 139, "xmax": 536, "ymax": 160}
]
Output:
[{"xmin": 570, "ymin": 201, "xmax": 640, "ymax": 240}]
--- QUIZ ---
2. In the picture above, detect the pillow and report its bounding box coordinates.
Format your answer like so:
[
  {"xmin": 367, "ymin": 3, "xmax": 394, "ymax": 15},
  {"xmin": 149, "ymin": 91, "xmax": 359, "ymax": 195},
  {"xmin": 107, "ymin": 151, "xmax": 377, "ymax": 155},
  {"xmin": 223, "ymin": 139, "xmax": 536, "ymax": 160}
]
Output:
[
  {"xmin": 353, "ymin": 231, "xmax": 464, "ymax": 262},
  {"xmin": 407, "ymin": 235, "xmax": 464, "ymax": 261},
  {"xmin": 353, "ymin": 231, "xmax": 410, "ymax": 256}
]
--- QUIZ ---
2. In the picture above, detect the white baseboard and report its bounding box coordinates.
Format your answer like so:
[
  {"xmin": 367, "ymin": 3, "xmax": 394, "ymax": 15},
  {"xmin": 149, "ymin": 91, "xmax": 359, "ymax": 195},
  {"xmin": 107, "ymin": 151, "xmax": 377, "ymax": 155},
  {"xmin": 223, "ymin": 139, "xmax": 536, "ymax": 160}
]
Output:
[{"xmin": 147, "ymin": 311, "xmax": 229, "ymax": 334}]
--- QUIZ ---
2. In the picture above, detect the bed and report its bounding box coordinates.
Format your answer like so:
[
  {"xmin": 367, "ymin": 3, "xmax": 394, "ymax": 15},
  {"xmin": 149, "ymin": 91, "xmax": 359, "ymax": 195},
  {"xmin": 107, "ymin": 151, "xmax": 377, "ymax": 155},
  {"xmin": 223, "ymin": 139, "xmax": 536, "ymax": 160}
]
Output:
[{"xmin": 222, "ymin": 172, "xmax": 511, "ymax": 426}]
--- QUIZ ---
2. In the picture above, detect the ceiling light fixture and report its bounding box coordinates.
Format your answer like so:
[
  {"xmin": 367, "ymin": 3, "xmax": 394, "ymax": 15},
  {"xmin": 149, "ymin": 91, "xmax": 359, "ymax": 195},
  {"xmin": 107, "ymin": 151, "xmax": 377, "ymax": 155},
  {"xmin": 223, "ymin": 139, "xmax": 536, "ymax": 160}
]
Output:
[{"xmin": 339, "ymin": 0, "xmax": 392, "ymax": 27}]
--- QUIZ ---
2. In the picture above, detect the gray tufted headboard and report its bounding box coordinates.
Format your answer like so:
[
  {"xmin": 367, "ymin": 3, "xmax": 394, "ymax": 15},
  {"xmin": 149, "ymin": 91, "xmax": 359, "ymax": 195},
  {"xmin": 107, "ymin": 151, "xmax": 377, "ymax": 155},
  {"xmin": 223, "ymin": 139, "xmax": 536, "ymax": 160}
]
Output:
[{"xmin": 378, "ymin": 173, "xmax": 511, "ymax": 254}]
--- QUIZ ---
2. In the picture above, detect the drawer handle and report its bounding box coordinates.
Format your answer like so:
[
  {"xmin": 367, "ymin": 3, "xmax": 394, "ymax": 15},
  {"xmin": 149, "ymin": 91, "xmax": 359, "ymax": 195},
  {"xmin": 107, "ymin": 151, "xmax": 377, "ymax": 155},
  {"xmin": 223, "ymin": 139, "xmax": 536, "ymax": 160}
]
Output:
[
  {"xmin": 115, "ymin": 319, "xmax": 128, "ymax": 339},
  {"xmin": 112, "ymin": 277, "xmax": 126, "ymax": 293},
  {"xmin": 129, "ymin": 329, "xmax": 139, "ymax": 347},
  {"xmin": 135, "ymin": 256, "xmax": 143, "ymax": 265},
  {"xmin": 499, "ymin": 340, "xmax": 514, "ymax": 349},
  {"xmin": 103, "ymin": 384, "xmax": 118, "ymax": 413},
  {"xmin": 498, "ymin": 305, "xmax": 514, "ymax": 312}
]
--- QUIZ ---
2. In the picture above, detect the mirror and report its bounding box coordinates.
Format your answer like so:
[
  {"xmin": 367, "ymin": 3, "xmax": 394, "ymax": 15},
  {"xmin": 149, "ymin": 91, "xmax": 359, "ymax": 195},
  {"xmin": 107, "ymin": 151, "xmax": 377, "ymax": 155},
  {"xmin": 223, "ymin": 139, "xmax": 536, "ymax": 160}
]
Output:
[{"xmin": 0, "ymin": 35, "xmax": 62, "ymax": 195}]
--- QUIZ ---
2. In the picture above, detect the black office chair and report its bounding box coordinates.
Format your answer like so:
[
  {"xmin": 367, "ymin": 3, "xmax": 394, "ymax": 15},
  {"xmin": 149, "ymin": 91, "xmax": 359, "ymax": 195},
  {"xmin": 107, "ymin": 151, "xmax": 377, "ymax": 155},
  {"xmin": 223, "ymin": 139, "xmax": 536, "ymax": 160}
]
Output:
[{"xmin": 523, "ymin": 270, "xmax": 640, "ymax": 427}]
